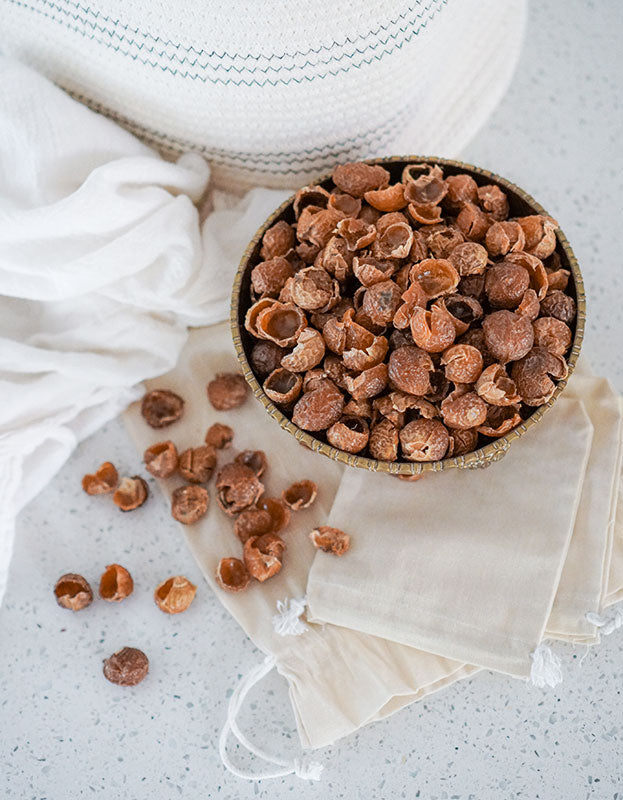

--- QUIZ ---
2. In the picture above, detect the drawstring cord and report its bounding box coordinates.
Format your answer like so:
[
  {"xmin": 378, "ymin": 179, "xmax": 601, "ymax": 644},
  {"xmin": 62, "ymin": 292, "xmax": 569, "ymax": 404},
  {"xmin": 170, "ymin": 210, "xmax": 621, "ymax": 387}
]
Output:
[{"xmin": 219, "ymin": 654, "xmax": 323, "ymax": 782}]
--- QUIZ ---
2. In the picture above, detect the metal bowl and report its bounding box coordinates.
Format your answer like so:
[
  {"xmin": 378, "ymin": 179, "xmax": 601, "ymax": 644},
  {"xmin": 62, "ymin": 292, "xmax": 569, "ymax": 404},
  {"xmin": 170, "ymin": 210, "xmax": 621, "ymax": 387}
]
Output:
[{"xmin": 231, "ymin": 156, "xmax": 585, "ymax": 476}]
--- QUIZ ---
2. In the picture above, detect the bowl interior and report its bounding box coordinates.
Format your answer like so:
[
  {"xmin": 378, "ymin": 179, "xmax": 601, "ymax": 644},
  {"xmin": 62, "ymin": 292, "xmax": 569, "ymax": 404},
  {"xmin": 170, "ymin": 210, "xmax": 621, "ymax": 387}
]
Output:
[{"xmin": 232, "ymin": 156, "xmax": 585, "ymax": 475}]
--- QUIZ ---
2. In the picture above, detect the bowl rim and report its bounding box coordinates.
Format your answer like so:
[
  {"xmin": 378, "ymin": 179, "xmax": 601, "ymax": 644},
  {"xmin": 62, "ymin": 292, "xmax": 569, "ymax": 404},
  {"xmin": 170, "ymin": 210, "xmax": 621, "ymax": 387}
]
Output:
[{"xmin": 230, "ymin": 155, "xmax": 586, "ymax": 475}]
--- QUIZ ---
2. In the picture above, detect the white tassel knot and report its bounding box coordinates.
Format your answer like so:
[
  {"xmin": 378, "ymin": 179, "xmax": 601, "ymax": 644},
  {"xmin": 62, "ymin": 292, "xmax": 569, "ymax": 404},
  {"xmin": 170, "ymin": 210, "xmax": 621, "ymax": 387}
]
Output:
[{"xmin": 272, "ymin": 596, "xmax": 310, "ymax": 637}]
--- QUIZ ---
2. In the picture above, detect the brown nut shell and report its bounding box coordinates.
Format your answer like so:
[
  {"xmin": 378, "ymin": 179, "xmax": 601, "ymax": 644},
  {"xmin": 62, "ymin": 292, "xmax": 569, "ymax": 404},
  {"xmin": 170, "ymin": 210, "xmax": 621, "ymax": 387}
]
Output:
[
  {"xmin": 484, "ymin": 220, "xmax": 525, "ymax": 257},
  {"xmin": 141, "ymin": 389, "xmax": 184, "ymax": 429},
  {"xmin": 178, "ymin": 446, "xmax": 217, "ymax": 483},
  {"xmin": 485, "ymin": 262, "xmax": 530, "ymax": 309},
  {"xmin": 368, "ymin": 417, "xmax": 399, "ymax": 461},
  {"xmin": 256, "ymin": 496, "xmax": 291, "ymax": 532},
  {"xmin": 372, "ymin": 222, "xmax": 413, "ymax": 260},
  {"xmin": 475, "ymin": 364, "xmax": 521, "ymax": 406},
  {"xmin": 234, "ymin": 449, "xmax": 268, "ymax": 478},
  {"xmin": 344, "ymin": 363, "xmax": 388, "ymax": 400},
  {"xmin": 99, "ymin": 564, "xmax": 134, "ymax": 602},
  {"xmin": 234, "ymin": 508, "xmax": 274, "ymax": 543},
  {"xmin": 263, "ymin": 368, "xmax": 303, "ymax": 405},
  {"xmin": 364, "ymin": 183, "xmax": 407, "ymax": 211},
  {"xmin": 441, "ymin": 391, "xmax": 488, "ymax": 430},
  {"xmin": 361, "ymin": 280, "xmax": 402, "ymax": 326},
  {"xmin": 205, "ymin": 422, "xmax": 234, "ymax": 449},
  {"xmin": 441, "ymin": 344, "xmax": 483, "ymax": 384},
  {"xmin": 309, "ymin": 526, "xmax": 350, "ymax": 556},
  {"xmin": 516, "ymin": 289, "xmax": 541, "ymax": 322},
  {"xmin": 511, "ymin": 347, "xmax": 568, "ymax": 406},
  {"xmin": 113, "ymin": 476, "xmax": 149, "ymax": 511},
  {"xmin": 448, "ymin": 242, "xmax": 488, "ymax": 276},
  {"xmin": 292, "ymin": 382, "xmax": 344, "ymax": 431},
  {"xmin": 281, "ymin": 327, "xmax": 326, "ymax": 372},
  {"xmin": 215, "ymin": 558, "xmax": 251, "ymax": 593},
  {"xmin": 54, "ymin": 573, "xmax": 93, "ymax": 611},
  {"xmin": 336, "ymin": 217, "xmax": 377, "ymax": 251},
  {"xmin": 257, "ymin": 302, "xmax": 307, "ymax": 346},
  {"xmin": 388, "ymin": 346, "xmax": 433, "ymax": 395},
  {"xmin": 215, "ymin": 463, "xmax": 263, "ymax": 516},
  {"xmin": 540, "ymin": 290, "xmax": 576, "ymax": 324},
  {"xmin": 332, "ymin": 162, "xmax": 390, "ymax": 197},
  {"xmin": 409, "ymin": 259, "xmax": 459, "ymax": 300},
  {"xmin": 171, "ymin": 485, "xmax": 209, "ymax": 524},
  {"xmin": 410, "ymin": 305, "xmax": 457, "ymax": 353},
  {"xmin": 532, "ymin": 317, "xmax": 572, "ymax": 356},
  {"xmin": 477, "ymin": 404, "xmax": 523, "ymax": 438},
  {"xmin": 400, "ymin": 418, "xmax": 449, "ymax": 461},
  {"xmin": 326, "ymin": 415, "xmax": 370, "ymax": 454},
  {"xmin": 144, "ymin": 441, "xmax": 178, "ymax": 478},
  {"xmin": 154, "ymin": 575, "xmax": 197, "ymax": 614},
  {"xmin": 444, "ymin": 173, "xmax": 479, "ymax": 210},
  {"xmin": 282, "ymin": 479, "xmax": 318, "ymax": 510},
  {"xmin": 477, "ymin": 184, "xmax": 509, "ymax": 220},
  {"xmin": 260, "ymin": 220, "xmax": 295, "ymax": 259},
  {"xmin": 250, "ymin": 340, "xmax": 287, "ymax": 378},
  {"xmin": 251, "ymin": 256, "xmax": 294, "ymax": 297},
  {"xmin": 456, "ymin": 202, "xmax": 490, "ymax": 241},
  {"xmin": 505, "ymin": 252, "xmax": 549, "ymax": 300},
  {"xmin": 482, "ymin": 311, "xmax": 534, "ymax": 363},
  {"xmin": 82, "ymin": 461, "xmax": 119, "ymax": 495},
  {"xmin": 103, "ymin": 647, "xmax": 149, "ymax": 686},
  {"xmin": 424, "ymin": 224, "xmax": 464, "ymax": 259},
  {"xmin": 243, "ymin": 533, "xmax": 286, "ymax": 581},
  {"xmin": 207, "ymin": 373, "xmax": 248, "ymax": 410},
  {"xmin": 447, "ymin": 427, "xmax": 479, "ymax": 457}
]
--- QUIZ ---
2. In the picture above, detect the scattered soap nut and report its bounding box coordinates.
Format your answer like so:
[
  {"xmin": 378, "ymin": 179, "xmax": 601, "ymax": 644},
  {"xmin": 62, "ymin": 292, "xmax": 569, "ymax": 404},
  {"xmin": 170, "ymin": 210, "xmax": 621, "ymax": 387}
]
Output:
[
  {"xmin": 282, "ymin": 480, "xmax": 318, "ymax": 510},
  {"xmin": 141, "ymin": 389, "xmax": 184, "ymax": 428},
  {"xmin": 234, "ymin": 508, "xmax": 274, "ymax": 543},
  {"xmin": 234, "ymin": 449, "xmax": 268, "ymax": 478},
  {"xmin": 144, "ymin": 441, "xmax": 178, "ymax": 478},
  {"xmin": 103, "ymin": 647, "xmax": 149, "ymax": 686},
  {"xmin": 171, "ymin": 485, "xmax": 209, "ymax": 524},
  {"xmin": 215, "ymin": 463, "xmax": 263, "ymax": 516},
  {"xmin": 82, "ymin": 462, "xmax": 118, "ymax": 495},
  {"xmin": 205, "ymin": 422, "xmax": 234, "ymax": 449},
  {"xmin": 113, "ymin": 476, "xmax": 149, "ymax": 511},
  {"xmin": 257, "ymin": 496, "xmax": 291, "ymax": 532},
  {"xmin": 54, "ymin": 573, "xmax": 93, "ymax": 611},
  {"xmin": 243, "ymin": 533, "xmax": 286, "ymax": 582},
  {"xmin": 178, "ymin": 445, "xmax": 217, "ymax": 483},
  {"xmin": 207, "ymin": 373, "xmax": 248, "ymax": 410},
  {"xmin": 243, "ymin": 161, "xmax": 577, "ymax": 462},
  {"xmin": 215, "ymin": 557, "xmax": 251, "ymax": 593},
  {"xmin": 154, "ymin": 575, "xmax": 197, "ymax": 614},
  {"xmin": 99, "ymin": 564, "xmax": 134, "ymax": 602},
  {"xmin": 309, "ymin": 526, "xmax": 350, "ymax": 556}
]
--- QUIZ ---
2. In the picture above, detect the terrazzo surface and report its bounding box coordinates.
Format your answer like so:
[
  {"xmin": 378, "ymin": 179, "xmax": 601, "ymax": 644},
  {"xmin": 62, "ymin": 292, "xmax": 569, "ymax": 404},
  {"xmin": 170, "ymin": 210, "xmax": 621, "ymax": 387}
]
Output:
[{"xmin": 1, "ymin": 2, "xmax": 622, "ymax": 798}]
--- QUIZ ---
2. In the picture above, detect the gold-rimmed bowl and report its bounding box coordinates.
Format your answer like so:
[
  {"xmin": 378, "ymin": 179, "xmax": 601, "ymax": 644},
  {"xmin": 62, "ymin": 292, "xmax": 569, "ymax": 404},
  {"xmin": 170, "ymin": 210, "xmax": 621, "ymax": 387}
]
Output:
[{"xmin": 231, "ymin": 156, "xmax": 585, "ymax": 476}]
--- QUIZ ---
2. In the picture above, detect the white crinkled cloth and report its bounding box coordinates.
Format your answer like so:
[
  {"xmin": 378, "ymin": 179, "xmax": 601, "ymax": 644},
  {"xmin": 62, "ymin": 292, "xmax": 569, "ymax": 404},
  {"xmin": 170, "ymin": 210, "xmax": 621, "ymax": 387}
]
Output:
[{"xmin": 0, "ymin": 59, "xmax": 289, "ymax": 604}]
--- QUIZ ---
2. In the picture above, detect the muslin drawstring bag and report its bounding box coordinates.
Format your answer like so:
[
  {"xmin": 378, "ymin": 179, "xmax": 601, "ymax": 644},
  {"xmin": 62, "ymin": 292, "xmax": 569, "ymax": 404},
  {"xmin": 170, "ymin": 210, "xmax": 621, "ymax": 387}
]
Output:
[
  {"xmin": 123, "ymin": 322, "xmax": 479, "ymax": 771},
  {"xmin": 306, "ymin": 397, "xmax": 594, "ymax": 678},
  {"xmin": 545, "ymin": 376, "xmax": 623, "ymax": 642}
]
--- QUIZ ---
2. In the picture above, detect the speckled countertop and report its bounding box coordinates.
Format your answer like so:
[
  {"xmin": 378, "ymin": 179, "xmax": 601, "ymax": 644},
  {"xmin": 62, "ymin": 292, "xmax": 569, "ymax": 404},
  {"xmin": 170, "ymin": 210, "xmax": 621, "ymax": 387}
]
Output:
[{"xmin": 1, "ymin": 3, "xmax": 622, "ymax": 798}]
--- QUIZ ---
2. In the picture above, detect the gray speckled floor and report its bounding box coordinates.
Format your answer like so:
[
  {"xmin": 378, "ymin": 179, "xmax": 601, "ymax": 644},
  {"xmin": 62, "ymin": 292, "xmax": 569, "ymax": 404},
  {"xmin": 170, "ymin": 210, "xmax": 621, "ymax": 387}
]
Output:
[{"xmin": 2, "ymin": 2, "xmax": 623, "ymax": 798}]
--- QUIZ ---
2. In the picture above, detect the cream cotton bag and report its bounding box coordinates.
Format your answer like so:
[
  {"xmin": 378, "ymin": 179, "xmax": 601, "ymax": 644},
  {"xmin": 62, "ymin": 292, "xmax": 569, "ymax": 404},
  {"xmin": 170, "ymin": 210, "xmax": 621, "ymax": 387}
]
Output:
[{"xmin": 307, "ymin": 396, "xmax": 595, "ymax": 678}]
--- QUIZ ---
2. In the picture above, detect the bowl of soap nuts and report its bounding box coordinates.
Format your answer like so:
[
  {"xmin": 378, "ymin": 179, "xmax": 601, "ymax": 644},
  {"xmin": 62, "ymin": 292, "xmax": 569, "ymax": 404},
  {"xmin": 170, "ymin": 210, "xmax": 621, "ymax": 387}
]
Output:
[{"xmin": 231, "ymin": 156, "xmax": 585, "ymax": 477}]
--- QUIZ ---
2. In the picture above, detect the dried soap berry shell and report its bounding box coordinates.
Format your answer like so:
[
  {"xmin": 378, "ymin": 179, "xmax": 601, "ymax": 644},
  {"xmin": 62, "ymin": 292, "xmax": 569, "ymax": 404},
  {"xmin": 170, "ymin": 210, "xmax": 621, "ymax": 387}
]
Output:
[
  {"xmin": 231, "ymin": 156, "xmax": 585, "ymax": 475},
  {"xmin": 154, "ymin": 575, "xmax": 197, "ymax": 614},
  {"xmin": 54, "ymin": 573, "xmax": 94, "ymax": 611}
]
